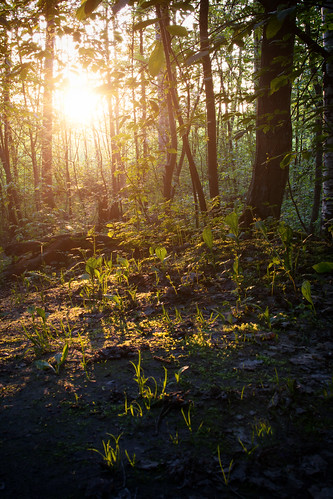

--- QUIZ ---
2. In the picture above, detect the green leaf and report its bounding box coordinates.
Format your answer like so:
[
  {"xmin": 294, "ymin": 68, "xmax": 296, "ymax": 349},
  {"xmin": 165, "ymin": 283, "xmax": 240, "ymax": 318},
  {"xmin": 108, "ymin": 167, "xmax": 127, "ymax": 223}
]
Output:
[
  {"xmin": 313, "ymin": 261, "xmax": 333, "ymax": 273},
  {"xmin": 178, "ymin": 366, "xmax": 189, "ymax": 375},
  {"xmin": 133, "ymin": 18, "xmax": 159, "ymax": 31},
  {"xmin": 76, "ymin": 0, "xmax": 102, "ymax": 20},
  {"xmin": 148, "ymin": 41, "xmax": 165, "ymax": 77},
  {"xmin": 301, "ymin": 280, "xmax": 314, "ymax": 307},
  {"xmin": 60, "ymin": 343, "xmax": 69, "ymax": 364},
  {"xmin": 270, "ymin": 75, "xmax": 289, "ymax": 95},
  {"xmin": 36, "ymin": 307, "xmax": 47, "ymax": 322},
  {"xmin": 202, "ymin": 227, "xmax": 213, "ymax": 250},
  {"xmin": 155, "ymin": 247, "xmax": 167, "ymax": 262},
  {"xmin": 266, "ymin": 15, "xmax": 283, "ymax": 39},
  {"xmin": 167, "ymin": 148, "xmax": 177, "ymax": 154},
  {"xmin": 280, "ymin": 151, "xmax": 296, "ymax": 169},
  {"xmin": 166, "ymin": 25, "xmax": 188, "ymax": 37},
  {"xmin": 35, "ymin": 360, "xmax": 56, "ymax": 373},
  {"xmin": 225, "ymin": 212, "xmax": 239, "ymax": 237}
]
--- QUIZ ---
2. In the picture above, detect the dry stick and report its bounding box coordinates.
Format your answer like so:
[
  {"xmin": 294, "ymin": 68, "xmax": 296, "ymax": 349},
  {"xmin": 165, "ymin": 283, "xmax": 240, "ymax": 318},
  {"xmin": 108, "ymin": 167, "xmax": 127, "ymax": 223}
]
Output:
[{"xmin": 156, "ymin": 4, "xmax": 207, "ymax": 213}]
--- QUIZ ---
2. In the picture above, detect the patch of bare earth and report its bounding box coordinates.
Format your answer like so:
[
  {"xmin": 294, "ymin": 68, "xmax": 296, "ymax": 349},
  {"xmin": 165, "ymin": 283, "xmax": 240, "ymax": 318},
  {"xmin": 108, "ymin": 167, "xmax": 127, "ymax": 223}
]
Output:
[{"xmin": 0, "ymin": 254, "xmax": 333, "ymax": 498}]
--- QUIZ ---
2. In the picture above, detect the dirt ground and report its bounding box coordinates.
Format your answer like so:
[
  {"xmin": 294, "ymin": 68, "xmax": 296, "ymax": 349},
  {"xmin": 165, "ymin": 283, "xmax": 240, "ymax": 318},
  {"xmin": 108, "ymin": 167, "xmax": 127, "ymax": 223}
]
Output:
[{"xmin": 0, "ymin": 236, "xmax": 333, "ymax": 498}]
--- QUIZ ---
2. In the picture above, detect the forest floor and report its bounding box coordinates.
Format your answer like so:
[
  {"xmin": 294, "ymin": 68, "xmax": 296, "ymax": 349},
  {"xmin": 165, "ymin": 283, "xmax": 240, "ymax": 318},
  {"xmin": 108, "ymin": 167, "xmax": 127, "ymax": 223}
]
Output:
[{"xmin": 0, "ymin": 222, "xmax": 333, "ymax": 498}]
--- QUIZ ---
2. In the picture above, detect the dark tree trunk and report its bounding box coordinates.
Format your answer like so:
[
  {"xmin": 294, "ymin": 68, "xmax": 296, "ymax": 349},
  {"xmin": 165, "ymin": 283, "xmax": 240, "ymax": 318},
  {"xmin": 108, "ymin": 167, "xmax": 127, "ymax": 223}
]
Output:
[
  {"xmin": 242, "ymin": 0, "xmax": 296, "ymax": 225},
  {"xmin": 322, "ymin": 3, "xmax": 333, "ymax": 232},
  {"xmin": 199, "ymin": 0, "xmax": 219, "ymax": 201}
]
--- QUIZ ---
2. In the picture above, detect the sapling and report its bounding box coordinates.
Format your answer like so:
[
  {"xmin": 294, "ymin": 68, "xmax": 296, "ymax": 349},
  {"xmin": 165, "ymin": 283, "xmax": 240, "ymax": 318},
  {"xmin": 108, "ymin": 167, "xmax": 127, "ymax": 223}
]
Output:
[
  {"xmin": 175, "ymin": 365, "xmax": 189, "ymax": 384},
  {"xmin": 35, "ymin": 342, "xmax": 69, "ymax": 374},
  {"xmin": 202, "ymin": 226, "xmax": 215, "ymax": 267},
  {"xmin": 90, "ymin": 433, "xmax": 122, "ymax": 469},
  {"xmin": 301, "ymin": 280, "xmax": 316, "ymax": 314},
  {"xmin": 217, "ymin": 445, "xmax": 233, "ymax": 486}
]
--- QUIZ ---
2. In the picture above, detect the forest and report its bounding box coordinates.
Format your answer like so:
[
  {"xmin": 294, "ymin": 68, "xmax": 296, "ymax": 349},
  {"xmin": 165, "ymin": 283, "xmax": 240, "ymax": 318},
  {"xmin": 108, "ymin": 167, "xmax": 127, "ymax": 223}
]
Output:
[{"xmin": 0, "ymin": 0, "xmax": 333, "ymax": 497}]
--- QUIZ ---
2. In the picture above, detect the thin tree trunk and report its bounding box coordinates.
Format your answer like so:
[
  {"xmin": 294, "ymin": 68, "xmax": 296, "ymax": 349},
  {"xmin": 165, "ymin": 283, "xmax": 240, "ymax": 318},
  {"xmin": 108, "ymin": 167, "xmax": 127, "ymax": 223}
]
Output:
[
  {"xmin": 64, "ymin": 127, "xmax": 72, "ymax": 218},
  {"xmin": 41, "ymin": 0, "xmax": 55, "ymax": 209},
  {"xmin": 0, "ymin": 29, "xmax": 20, "ymax": 228},
  {"xmin": 310, "ymin": 61, "xmax": 323, "ymax": 232},
  {"xmin": 157, "ymin": 4, "xmax": 207, "ymax": 213},
  {"xmin": 199, "ymin": 0, "xmax": 219, "ymax": 201}
]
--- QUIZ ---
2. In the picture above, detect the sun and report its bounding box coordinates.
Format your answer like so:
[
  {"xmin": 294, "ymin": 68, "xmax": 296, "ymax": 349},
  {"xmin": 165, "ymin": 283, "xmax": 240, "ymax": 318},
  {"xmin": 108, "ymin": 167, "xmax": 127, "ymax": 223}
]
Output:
[{"xmin": 58, "ymin": 72, "xmax": 101, "ymax": 126}]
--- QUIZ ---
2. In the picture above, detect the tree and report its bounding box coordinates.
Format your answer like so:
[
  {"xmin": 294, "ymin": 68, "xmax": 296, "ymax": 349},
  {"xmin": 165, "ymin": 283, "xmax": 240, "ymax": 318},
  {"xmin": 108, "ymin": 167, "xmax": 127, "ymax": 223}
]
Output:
[
  {"xmin": 322, "ymin": 2, "xmax": 333, "ymax": 233},
  {"xmin": 199, "ymin": 0, "xmax": 219, "ymax": 202},
  {"xmin": 242, "ymin": 0, "xmax": 296, "ymax": 225},
  {"xmin": 156, "ymin": 3, "xmax": 207, "ymax": 213},
  {"xmin": 41, "ymin": 0, "xmax": 56, "ymax": 209},
  {"xmin": 0, "ymin": 15, "xmax": 21, "ymax": 230}
]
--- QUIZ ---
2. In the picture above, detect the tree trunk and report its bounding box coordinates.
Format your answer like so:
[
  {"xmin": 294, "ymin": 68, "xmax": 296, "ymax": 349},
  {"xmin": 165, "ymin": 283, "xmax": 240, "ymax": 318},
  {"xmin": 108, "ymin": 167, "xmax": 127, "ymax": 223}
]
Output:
[
  {"xmin": 154, "ymin": 8, "xmax": 177, "ymax": 202},
  {"xmin": 0, "ymin": 27, "xmax": 20, "ymax": 229},
  {"xmin": 41, "ymin": 0, "xmax": 56, "ymax": 209},
  {"xmin": 157, "ymin": 4, "xmax": 207, "ymax": 213},
  {"xmin": 309, "ymin": 59, "xmax": 323, "ymax": 233},
  {"xmin": 199, "ymin": 0, "xmax": 219, "ymax": 201},
  {"xmin": 322, "ymin": 3, "xmax": 333, "ymax": 233},
  {"xmin": 242, "ymin": 0, "xmax": 296, "ymax": 225}
]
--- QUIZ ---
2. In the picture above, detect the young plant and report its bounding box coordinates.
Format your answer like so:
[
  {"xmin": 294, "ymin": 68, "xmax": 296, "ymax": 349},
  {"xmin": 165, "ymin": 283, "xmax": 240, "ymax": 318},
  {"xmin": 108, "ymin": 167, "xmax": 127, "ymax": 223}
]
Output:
[
  {"xmin": 169, "ymin": 429, "xmax": 179, "ymax": 445},
  {"xmin": 301, "ymin": 280, "xmax": 316, "ymax": 314},
  {"xmin": 217, "ymin": 445, "xmax": 233, "ymax": 486},
  {"xmin": 181, "ymin": 404, "xmax": 193, "ymax": 433},
  {"xmin": 175, "ymin": 365, "xmax": 189, "ymax": 384},
  {"xmin": 23, "ymin": 306, "xmax": 53, "ymax": 354},
  {"xmin": 202, "ymin": 226, "xmax": 215, "ymax": 267},
  {"xmin": 125, "ymin": 449, "xmax": 136, "ymax": 468},
  {"xmin": 150, "ymin": 246, "xmax": 168, "ymax": 272},
  {"xmin": 258, "ymin": 305, "xmax": 272, "ymax": 329},
  {"xmin": 35, "ymin": 343, "xmax": 69, "ymax": 374},
  {"xmin": 253, "ymin": 419, "xmax": 273, "ymax": 439},
  {"xmin": 238, "ymin": 437, "xmax": 258, "ymax": 458},
  {"xmin": 78, "ymin": 333, "xmax": 90, "ymax": 379},
  {"xmin": 225, "ymin": 211, "xmax": 242, "ymax": 247},
  {"xmin": 90, "ymin": 434, "xmax": 122, "ymax": 470}
]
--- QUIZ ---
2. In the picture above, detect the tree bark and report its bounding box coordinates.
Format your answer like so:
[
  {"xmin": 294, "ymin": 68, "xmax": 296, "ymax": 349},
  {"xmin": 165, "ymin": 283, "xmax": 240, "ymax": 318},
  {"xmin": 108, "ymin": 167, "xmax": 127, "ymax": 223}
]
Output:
[
  {"xmin": 242, "ymin": 0, "xmax": 296, "ymax": 225},
  {"xmin": 199, "ymin": 0, "xmax": 219, "ymax": 201},
  {"xmin": 157, "ymin": 4, "xmax": 207, "ymax": 213},
  {"xmin": 41, "ymin": 0, "xmax": 56, "ymax": 209},
  {"xmin": 322, "ymin": 3, "xmax": 333, "ymax": 233},
  {"xmin": 0, "ymin": 27, "xmax": 20, "ymax": 229}
]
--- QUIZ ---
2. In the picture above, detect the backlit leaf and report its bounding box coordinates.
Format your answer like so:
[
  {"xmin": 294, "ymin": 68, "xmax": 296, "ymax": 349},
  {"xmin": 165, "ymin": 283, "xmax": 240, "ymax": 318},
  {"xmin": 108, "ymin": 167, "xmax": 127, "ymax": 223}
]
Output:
[
  {"xmin": 166, "ymin": 25, "xmax": 188, "ymax": 37},
  {"xmin": 202, "ymin": 227, "xmax": 213, "ymax": 250},
  {"xmin": 35, "ymin": 360, "xmax": 56, "ymax": 373},
  {"xmin": 76, "ymin": 0, "xmax": 102, "ymax": 20},
  {"xmin": 148, "ymin": 41, "xmax": 165, "ymax": 77},
  {"xmin": 133, "ymin": 18, "xmax": 158, "ymax": 31},
  {"xmin": 301, "ymin": 280, "xmax": 314, "ymax": 307}
]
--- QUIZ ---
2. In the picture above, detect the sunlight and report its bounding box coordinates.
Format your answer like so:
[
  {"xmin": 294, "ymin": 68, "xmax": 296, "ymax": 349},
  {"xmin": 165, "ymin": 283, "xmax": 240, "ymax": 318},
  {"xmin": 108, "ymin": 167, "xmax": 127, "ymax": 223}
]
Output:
[{"xmin": 57, "ymin": 72, "xmax": 101, "ymax": 126}]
